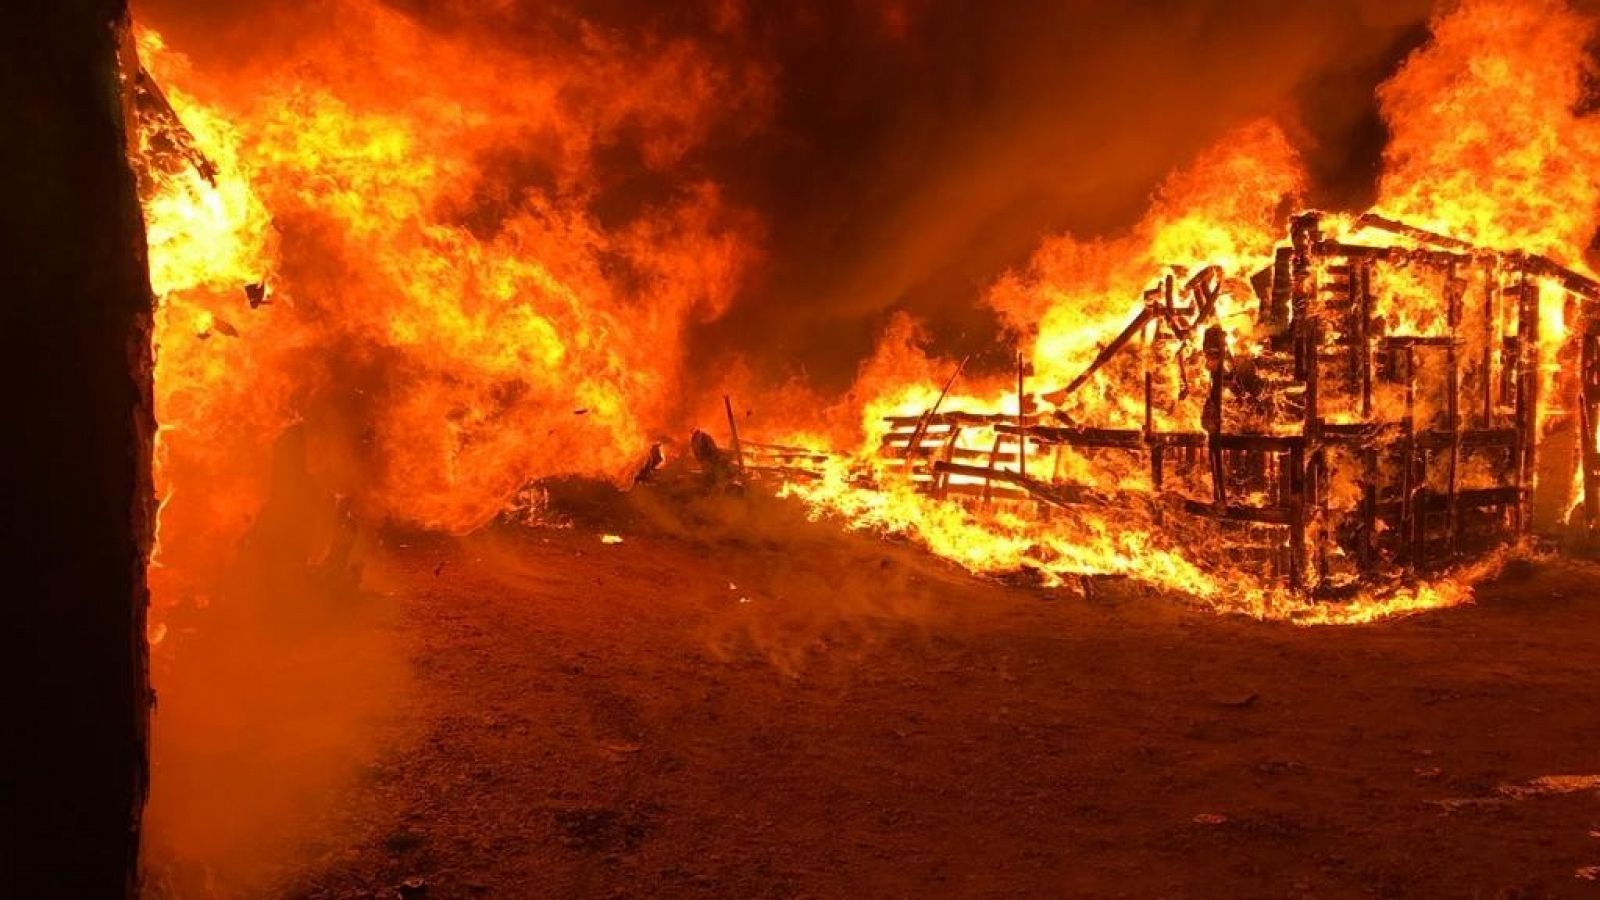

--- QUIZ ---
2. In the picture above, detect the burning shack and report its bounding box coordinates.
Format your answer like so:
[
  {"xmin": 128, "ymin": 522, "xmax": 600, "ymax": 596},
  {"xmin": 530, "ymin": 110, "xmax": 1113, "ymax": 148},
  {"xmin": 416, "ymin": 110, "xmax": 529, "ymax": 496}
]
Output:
[{"xmin": 861, "ymin": 212, "xmax": 1600, "ymax": 597}]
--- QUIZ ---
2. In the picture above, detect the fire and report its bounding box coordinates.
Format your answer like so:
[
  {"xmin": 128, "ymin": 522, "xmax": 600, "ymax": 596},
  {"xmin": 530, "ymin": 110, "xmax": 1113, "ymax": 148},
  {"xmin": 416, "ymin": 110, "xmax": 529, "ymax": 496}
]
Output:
[
  {"xmin": 132, "ymin": 0, "xmax": 1600, "ymax": 630},
  {"xmin": 133, "ymin": 2, "xmax": 767, "ymax": 619},
  {"xmin": 1373, "ymin": 0, "xmax": 1600, "ymax": 259}
]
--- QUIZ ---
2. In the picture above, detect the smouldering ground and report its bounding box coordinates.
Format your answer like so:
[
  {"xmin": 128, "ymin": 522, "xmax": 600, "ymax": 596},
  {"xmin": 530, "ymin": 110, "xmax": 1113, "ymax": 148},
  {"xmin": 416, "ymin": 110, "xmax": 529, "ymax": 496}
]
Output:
[{"xmin": 281, "ymin": 483, "xmax": 1600, "ymax": 899}]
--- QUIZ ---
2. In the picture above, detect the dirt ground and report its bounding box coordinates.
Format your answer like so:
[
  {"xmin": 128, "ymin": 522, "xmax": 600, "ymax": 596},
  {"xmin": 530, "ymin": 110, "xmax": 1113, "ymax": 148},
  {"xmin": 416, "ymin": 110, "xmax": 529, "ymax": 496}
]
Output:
[{"xmin": 274, "ymin": 482, "xmax": 1600, "ymax": 899}]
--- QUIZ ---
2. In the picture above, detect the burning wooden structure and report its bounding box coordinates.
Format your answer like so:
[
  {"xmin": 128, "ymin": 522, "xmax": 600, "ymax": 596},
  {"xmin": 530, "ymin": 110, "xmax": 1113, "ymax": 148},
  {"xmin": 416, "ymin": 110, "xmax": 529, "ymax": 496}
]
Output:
[{"xmin": 816, "ymin": 213, "xmax": 1600, "ymax": 596}]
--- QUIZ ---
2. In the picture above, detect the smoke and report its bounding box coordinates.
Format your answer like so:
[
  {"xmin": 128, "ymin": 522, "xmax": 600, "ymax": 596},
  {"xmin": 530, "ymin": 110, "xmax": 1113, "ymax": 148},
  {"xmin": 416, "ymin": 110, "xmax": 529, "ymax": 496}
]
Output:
[
  {"xmin": 689, "ymin": 0, "xmax": 1438, "ymax": 391},
  {"xmin": 142, "ymin": 425, "xmax": 407, "ymax": 896}
]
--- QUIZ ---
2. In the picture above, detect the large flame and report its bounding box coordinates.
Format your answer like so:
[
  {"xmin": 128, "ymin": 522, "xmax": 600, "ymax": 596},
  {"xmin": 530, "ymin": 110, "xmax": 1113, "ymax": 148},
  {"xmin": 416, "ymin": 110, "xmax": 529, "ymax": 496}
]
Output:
[
  {"xmin": 1374, "ymin": 0, "xmax": 1600, "ymax": 259},
  {"xmin": 136, "ymin": 2, "xmax": 767, "ymax": 616}
]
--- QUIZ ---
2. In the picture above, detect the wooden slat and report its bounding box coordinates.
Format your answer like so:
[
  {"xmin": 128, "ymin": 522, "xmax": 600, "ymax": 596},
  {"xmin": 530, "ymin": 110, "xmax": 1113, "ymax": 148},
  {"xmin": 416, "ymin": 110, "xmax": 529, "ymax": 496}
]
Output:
[
  {"xmin": 879, "ymin": 446, "xmax": 1019, "ymax": 464},
  {"xmin": 1212, "ymin": 433, "xmax": 1303, "ymax": 452},
  {"xmin": 1004, "ymin": 425, "xmax": 1145, "ymax": 449},
  {"xmin": 934, "ymin": 481, "xmax": 1030, "ymax": 501},
  {"xmin": 931, "ymin": 461, "xmax": 1120, "ymax": 509},
  {"xmin": 1179, "ymin": 498, "xmax": 1295, "ymax": 525},
  {"xmin": 882, "ymin": 411, "xmax": 1011, "ymax": 427}
]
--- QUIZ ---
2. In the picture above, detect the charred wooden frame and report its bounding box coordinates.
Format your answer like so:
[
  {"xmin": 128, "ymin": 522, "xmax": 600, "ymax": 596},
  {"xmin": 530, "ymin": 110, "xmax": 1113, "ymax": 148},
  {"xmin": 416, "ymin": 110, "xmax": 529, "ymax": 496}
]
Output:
[{"xmin": 872, "ymin": 213, "xmax": 1600, "ymax": 596}]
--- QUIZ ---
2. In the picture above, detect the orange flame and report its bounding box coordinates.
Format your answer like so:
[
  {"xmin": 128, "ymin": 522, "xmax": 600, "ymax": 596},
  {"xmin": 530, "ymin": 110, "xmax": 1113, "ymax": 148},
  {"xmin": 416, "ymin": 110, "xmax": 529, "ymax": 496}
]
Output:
[
  {"xmin": 136, "ymin": 2, "xmax": 768, "ymax": 614},
  {"xmin": 136, "ymin": 0, "xmax": 1600, "ymax": 629}
]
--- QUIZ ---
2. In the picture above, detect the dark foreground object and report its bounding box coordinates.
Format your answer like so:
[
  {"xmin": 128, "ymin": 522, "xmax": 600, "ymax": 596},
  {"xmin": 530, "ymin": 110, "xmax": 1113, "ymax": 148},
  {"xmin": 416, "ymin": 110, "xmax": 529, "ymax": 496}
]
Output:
[
  {"xmin": 0, "ymin": 1, "xmax": 152, "ymax": 896},
  {"xmin": 287, "ymin": 491, "xmax": 1600, "ymax": 898}
]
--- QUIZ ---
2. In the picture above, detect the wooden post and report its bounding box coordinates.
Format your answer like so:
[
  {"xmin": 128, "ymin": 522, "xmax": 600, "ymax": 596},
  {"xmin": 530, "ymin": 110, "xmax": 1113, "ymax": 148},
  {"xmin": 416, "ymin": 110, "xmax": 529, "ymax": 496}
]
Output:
[
  {"xmin": 723, "ymin": 395, "xmax": 745, "ymax": 473},
  {"xmin": 1287, "ymin": 213, "xmax": 1323, "ymax": 591},
  {"xmin": 1203, "ymin": 327, "xmax": 1228, "ymax": 509},
  {"xmin": 1517, "ymin": 272, "xmax": 1540, "ymax": 531},
  {"xmin": 935, "ymin": 431, "xmax": 959, "ymax": 499},
  {"xmin": 903, "ymin": 356, "xmax": 968, "ymax": 473},
  {"xmin": 1358, "ymin": 262, "xmax": 1373, "ymax": 419},
  {"xmin": 1143, "ymin": 370, "xmax": 1154, "ymax": 436},
  {"xmin": 1268, "ymin": 246, "xmax": 1293, "ymax": 338},
  {"xmin": 1, "ymin": 1, "xmax": 153, "ymax": 895},
  {"xmin": 1016, "ymin": 352, "xmax": 1027, "ymax": 479},
  {"xmin": 1446, "ymin": 264, "xmax": 1464, "ymax": 556},
  {"xmin": 982, "ymin": 434, "xmax": 1004, "ymax": 507},
  {"xmin": 1287, "ymin": 444, "xmax": 1307, "ymax": 592},
  {"xmin": 1360, "ymin": 448, "xmax": 1377, "ymax": 576},
  {"xmin": 1582, "ymin": 391, "xmax": 1599, "ymax": 535},
  {"xmin": 1483, "ymin": 260, "xmax": 1497, "ymax": 428},
  {"xmin": 1583, "ymin": 329, "xmax": 1600, "ymax": 534},
  {"xmin": 1401, "ymin": 346, "xmax": 1421, "ymax": 568}
]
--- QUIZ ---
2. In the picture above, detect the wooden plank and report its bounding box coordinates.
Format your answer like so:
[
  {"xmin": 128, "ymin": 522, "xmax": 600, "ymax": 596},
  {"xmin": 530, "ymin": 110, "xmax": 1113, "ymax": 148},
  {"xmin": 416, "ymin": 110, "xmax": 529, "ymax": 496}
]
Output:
[
  {"xmin": 1521, "ymin": 252, "xmax": 1600, "ymax": 300},
  {"xmin": 1373, "ymin": 486, "xmax": 1522, "ymax": 517},
  {"xmin": 1316, "ymin": 240, "xmax": 1477, "ymax": 270},
  {"xmin": 1319, "ymin": 422, "xmax": 1402, "ymax": 445},
  {"xmin": 1178, "ymin": 499, "xmax": 1295, "ymax": 525},
  {"xmin": 883, "ymin": 409, "xmax": 1004, "ymax": 428},
  {"xmin": 900, "ymin": 356, "xmax": 970, "ymax": 475},
  {"xmin": 1381, "ymin": 335, "xmax": 1455, "ymax": 349},
  {"xmin": 998, "ymin": 424, "xmax": 1146, "ymax": 449},
  {"xmin": 723, "ymin": 395, "xmax": 744, "ymax": 472},
  {"xmin": 935, "ymin": 481, "xmax": 1031, "ymax": 501},
  {"xmin": 1040, "ymin": 304, "xmax": 1155, "ymax": 405},
  {"xmin": 1016, "ymin": 353, "xmax": 1028, "ymax": 479},
  {"xmin": 1145, "ymin": 431, "xmax": 1209, "ymax": 449},
  {"xmin": 931, "ymin": 462, "xmax": 1116, "ymax": 508},
  {"xmin": 1213, "ymin": 433, "xmax": 1303, "ymax": 452},
  {"xmin": 1414, "ymin": 428, "xmax": 1519, "ymax": 451},
  {"xmin": 878, "ymin": 445, "xmax": 1019, "ymax": 465},
  {"xmin": 1354, "ymin": 212, "xmax": 1476, "ymax": 251}
]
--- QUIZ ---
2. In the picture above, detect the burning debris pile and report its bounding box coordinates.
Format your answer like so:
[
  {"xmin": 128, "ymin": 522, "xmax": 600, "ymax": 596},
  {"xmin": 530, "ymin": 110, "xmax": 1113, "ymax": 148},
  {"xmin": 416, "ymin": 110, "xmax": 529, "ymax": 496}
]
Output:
[{"xmin": 754, "ymin": 211, "xmax": 1600, "ymax": 615}]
